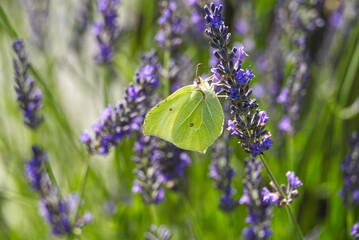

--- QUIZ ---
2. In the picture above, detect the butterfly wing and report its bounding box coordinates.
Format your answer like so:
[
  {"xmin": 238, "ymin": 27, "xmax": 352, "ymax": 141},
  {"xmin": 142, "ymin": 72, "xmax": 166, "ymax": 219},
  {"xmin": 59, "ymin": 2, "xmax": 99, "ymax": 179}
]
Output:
[
  {"xmin": 172, "ymin": 89, "xmax": 224, "ymax": 153},
  {"xmin": 143, "ymin": 86, "xmax": 197, "ymax": 143}
]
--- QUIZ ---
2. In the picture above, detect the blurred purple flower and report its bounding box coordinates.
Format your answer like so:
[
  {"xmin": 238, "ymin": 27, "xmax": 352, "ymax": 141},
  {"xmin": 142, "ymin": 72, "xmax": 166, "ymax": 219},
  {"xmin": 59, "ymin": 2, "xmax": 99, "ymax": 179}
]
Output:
[
  {"xmin": 12, "ymin": 39, "xmax": 44, "ymax": 129},
  {"xmin": 351, "ymin": 223, "xmax": 359, "ymax": 239},
  {"xmin": 240, "ymin": 158, "xmax": 273, "ymax": 239},
  {"xmin": 329, "ymin": 8, "xmax": 344, "ymax": 29},
  {"xmin": 210, "ymin": 135, "xmax": 238, "ymax": 213},
  {"xmin": 156, "ymin": 0, "xmax": 186, "ymax": 50},
  {"xmin": 80, "ymin": 52, "xmax": 161, "ymax": 155},
  {"xmin": 235, "ymin": 18, "xmax": 249, "ymax": 35},
  {"xmin": 93, "ymin": 0, "xmax": 120, "ymax": 64},
  {"xmin": 25, "ymin": 146, "xmax": 91, "ymax": 235},
  {"xmin": 252, "ymin": 83, "xmax": 265, "ymax": 98},
  {"xmin": 278, "ymin": 116, "xmax": 292, "ymax": 133}
]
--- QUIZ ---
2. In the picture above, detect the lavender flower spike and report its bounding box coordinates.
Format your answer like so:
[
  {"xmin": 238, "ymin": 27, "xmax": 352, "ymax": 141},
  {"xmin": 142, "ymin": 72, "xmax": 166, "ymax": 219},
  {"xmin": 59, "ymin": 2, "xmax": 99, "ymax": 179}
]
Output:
[
  {"xmin": 80, "ymin": 51, "xmax": 161, "ymax": 155},
  {"xmin": 262, "ymin": 171, "xmax": 302, "ymax": 207},
  {"xmin": 204, "ymin": 3, "xmax": 273, "ymax": 158},
  {"xmin": 156, "ymin": 0, "xmax": 186, "ymax": 50},
  {"xmin": 12, "ymin": 39, "xmax": 44, "ymax": 129},
  {"xmin": 25, "ymin": 146, "xmax": 91, "ymax": 235},
  {"xmin": 240, "ymin": 158, "xmax": 273, "ymax": 240},
  {"xmin": 340, "ymin": 131, "xmax": 359, "ymax": 208},
  {"xmin": 210, "ymin": 134, "xmax": 238, "ymax": 213},
  {"xmin": 93, "ymin": 0, "xmax": 120, "ymax": 64}
]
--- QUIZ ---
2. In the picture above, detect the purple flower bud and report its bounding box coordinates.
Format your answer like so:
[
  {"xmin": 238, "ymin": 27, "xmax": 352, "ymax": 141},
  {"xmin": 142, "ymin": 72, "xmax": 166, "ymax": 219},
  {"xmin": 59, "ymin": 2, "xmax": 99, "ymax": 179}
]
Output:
[
  {"xmin": 259, "ymin": 111, "xmax": 268, "ymax": 124},
  {"xmin": 235, "ymin": 18, "xmax": 249, "ymax": 35},
  {"xmin": 278, "ymin": 116, "xmax": 292, "ymax": 132},
  {"xmin": 262, "ymin": 187, "xmax": 279, "ymax": 205},
  {"xmin": 351, "ymin": 223, "xmax": 359, "ymax": 238},
  {"xmin": 286, "ymin": 171, "xmax": 303, "ymax": 190},
  {"xmin": 83, "ymin": 212, "xmax": 93, "ymax": 224},
  {"xmin": 277, "ymin": 88, "xmax": 289, "ymax": 103}
]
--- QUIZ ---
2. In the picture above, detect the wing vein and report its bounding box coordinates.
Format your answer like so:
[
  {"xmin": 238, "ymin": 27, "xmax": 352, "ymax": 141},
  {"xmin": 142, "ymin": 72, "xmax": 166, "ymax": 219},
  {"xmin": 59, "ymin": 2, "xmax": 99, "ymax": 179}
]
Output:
[{"xmin": 173, "ymin": 97, "xmax": 203, "ymax": 134}]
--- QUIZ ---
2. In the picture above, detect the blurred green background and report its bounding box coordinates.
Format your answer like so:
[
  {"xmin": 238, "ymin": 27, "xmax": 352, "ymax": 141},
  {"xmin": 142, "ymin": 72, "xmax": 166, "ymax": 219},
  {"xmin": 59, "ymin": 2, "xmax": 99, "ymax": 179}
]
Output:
[{"xmin": 0, "ymin": 0, "xmax": 359, "ymax": 239}]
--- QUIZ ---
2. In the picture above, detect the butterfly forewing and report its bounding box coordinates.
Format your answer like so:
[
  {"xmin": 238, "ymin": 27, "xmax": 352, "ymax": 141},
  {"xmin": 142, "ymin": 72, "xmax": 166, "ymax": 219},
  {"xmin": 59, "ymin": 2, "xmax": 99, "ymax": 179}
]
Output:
[
  {"xmin": 172, "ymin": 89, "xmax": 224, "ymax": 153},
  {"xmin": 143, "ymin": 84, "xmax": 224, "ymax": 153},
  {"xmin": 143, "ymin": 86, "xmax": 196, "ymax": 143}
]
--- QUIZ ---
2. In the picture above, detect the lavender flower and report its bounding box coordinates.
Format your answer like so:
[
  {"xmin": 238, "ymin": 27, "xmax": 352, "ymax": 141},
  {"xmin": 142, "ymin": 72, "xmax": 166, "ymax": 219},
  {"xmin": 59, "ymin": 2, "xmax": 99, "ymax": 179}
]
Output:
[
  {"xmin": 156, "ymin": 0, "xmax": 187, "ymax": 50},
  {"xmin": 210, "ymin": 133, "xmax": 238, "ymax": 213},
  {"xmin": 12, "ymin": 39, "xmax": 44, "ymax": 129},
  {"xmin": 81, "ymin": 51, "xmax": 191, "ymax": 203},
  {"xmin": 145, "ymin": 224, "xmax": 172, "ymax": 240},
  {"xmin": 340, "ymin": 131, "xmax": 359, "ymax": 208},
  {"xmin": 204, "ymin": 3, "xmax": 273, "ymax": 158},
  {"xmin": 262, "ymin": 171, "xmax": 302, "ymax": 207},
  {"xmin": 240, "ymin": 158, "xmax": 272, "ymax": 240},
  {"xmin": 351, "ymin": 223, "xmax": 359, "ymax": 240},
  {"xmin": 132, "ymin": 132, "xmax": 191, "ymax": 204},
  {"xmin": 23, "ymin": 0, "xmax": 49, "ymax": 49},
  {"xmin": 260, "ymin": 0, "xmax": 324, "ymax": 134},
  {"xmin": 183, "ymin": 0, "xmax": 221, "ymax": 35},
  {"xmin": 25, "ymin": 146, "xmax": 91, "ymax": 235},
  {"xmin": 71, "ymin": 0, "xmax": 92, "ymax": 51},
  {"xmin": 81, "ymin": 51, "xmax": 161, "ymax": 155},
  {"xmin": 132, "ymin": 136, "xmax": 166, "ymax": 204},
  {"xmin": 93, "ymin": 0, "xmax": 120, "ymax": 64}
]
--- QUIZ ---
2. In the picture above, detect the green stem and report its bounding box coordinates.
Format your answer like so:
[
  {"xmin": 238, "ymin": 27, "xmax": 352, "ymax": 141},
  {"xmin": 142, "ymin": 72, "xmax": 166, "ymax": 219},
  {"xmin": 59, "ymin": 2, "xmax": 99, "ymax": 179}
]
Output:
[
  {"xmin": 285, "ymin": 205, "xmax": 304, "ymax": 240},
  {"xmin": 259, "ymin": 155, "xmax": 284, "ymax": 197},
  {"xmin": 75, "ymin": 155, "xmax": 92, "ymax": 219},
  {"xmin": 103, "ymin": 66, "xmax": 110, "ymax": 106},
  {"xmin": 181, "ymin": 194, "xmax": 203, "ymax": 240},
  {"xmin": 259, "ymin": 154, "xmax": 304, "ymax": 240},
  {"xmin": 338, "ymin": 30, "xmax": 359, "ymax": 108},
  {"xmin": 150, "ymin": 204, "xmax": 158, "ymax": 225},
  {"xmin": 287, "ymin": 134, "xmax": 294, "ymax": 171},
  {"xmin": 228, "ymin": 213, "xmax": 236, "ymax": 240},
  {"xmin": 44, "ymin": 161, "xmax": 61, "ymax": 193},
  {"xmin": 0, "ymin": 5, "xmax": 17, "ymax": 38},
  {"xmin": 163, "ymin": 47, "xmax": 170, "ymax": 97},
  {"xmin": 347, "ymin": 209, "xmax": 354, "ymax": 234}
]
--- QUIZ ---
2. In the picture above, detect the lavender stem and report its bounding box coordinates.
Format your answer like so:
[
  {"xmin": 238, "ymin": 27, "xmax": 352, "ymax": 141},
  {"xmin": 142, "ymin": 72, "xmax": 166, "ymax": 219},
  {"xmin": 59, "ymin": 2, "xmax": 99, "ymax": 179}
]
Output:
[
  {"xmin": 103, "ymin": 66, "xmax": 110, "ymax": 106},
  {"xmin": 259, "ymin": 154, "xmax": 304, "ymax": 239},
  {"xmin": 150, "ymin": 205, "xmax": 158, "ymax": 225},
  {"xmin": 347, "ymin": 210, "xmax": 354, "ymax": 235},
  {"xmin": 75, "ymin": 155, "xmax": 92, "ymax": 219},
  {"xmin": 285, "ymin": 205, "xmax": 304, "ymax": 240},
  {"xmin": 163, "ymin": 50, "xmax": 170, "ymax": 96},
  {"xmin": 287, "ymin": 135, "xmax": 294, "ymax": 172},
  {"xmin": 228, "ymin": 214, "xmax": 235, "ymax": 239}
]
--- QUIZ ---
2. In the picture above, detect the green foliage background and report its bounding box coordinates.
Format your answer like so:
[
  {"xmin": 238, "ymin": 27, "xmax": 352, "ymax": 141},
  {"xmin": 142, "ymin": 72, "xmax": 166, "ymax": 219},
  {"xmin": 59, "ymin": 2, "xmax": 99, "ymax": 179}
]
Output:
[{"xmin": 0, "ymin": 0, "xmax": 358, "ymax": 239}]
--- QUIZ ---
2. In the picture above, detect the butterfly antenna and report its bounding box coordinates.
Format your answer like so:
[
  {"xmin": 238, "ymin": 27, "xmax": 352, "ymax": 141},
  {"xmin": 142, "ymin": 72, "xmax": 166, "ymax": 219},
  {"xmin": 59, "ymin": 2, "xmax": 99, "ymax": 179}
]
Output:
[{"xmin": 195, "ymin": 63, "xmax": 203, "ymax": 84}]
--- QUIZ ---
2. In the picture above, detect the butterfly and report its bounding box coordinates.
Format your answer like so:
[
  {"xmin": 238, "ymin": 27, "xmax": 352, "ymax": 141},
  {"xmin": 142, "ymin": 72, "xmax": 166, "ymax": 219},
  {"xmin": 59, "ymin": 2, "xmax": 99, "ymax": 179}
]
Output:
[{"xmin": 143, "ymin": 64, "xmax": 224, "ymax": 153}]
